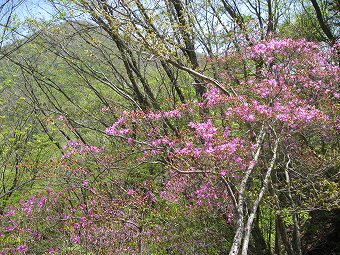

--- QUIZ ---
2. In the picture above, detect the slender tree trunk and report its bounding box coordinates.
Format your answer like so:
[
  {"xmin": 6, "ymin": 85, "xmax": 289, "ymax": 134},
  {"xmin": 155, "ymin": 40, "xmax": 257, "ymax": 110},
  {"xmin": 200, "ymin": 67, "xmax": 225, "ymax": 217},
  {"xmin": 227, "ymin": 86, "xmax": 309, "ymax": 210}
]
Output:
[
  {"xmin": 169, "ymin": 0, "xmax": 206, "ymax": 98},
  {"xmin": 253, "ymin": 210, "xmax": 271, "ymax": 255},
  {"xmin": 278, "ymin": 216, "xmax": 295, "ymax": 255},
  {"xmin": 275, "ymin": 217, "xmax": 281, "ymax": 255},
  {"xmin": 310, "ymin": 0, "xmax": 336, "ymax": 44},
  {"xmin": 241, "ymin": 137, "xmax": 280, "ymax": 255},
  {"xmin": 285, "ymin": 157, "xmax": 302, "ymax": 255},
  {"xmin": 229, "ymin": 128, "xmax": 266, "ymax": 255}
]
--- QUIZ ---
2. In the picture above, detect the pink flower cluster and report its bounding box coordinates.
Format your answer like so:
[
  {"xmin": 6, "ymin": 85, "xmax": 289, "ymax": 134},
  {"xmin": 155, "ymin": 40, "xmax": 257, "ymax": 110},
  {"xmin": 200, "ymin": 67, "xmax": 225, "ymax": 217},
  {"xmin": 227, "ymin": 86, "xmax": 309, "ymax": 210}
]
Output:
[
  {"xmin": 189, "ymin": 119, "xmax": 218, "ymax": 141},
  {"xmin": 204, "ymin": 87, "xmax": 226, "ymax": 107},
  {"xmin": 248, "ymin": 39, "xmax": 319, "ymax": 59},
  {"xmin": 147, "ymin": 109, "xmax": 182, "ymax": 120},
  {"xmin": 105, "ymin": 117, "xmax": 130, "ymax": 136},
  {"xmin": 63, "ymin": 140, "xmax": 104, "ymax": 158}
]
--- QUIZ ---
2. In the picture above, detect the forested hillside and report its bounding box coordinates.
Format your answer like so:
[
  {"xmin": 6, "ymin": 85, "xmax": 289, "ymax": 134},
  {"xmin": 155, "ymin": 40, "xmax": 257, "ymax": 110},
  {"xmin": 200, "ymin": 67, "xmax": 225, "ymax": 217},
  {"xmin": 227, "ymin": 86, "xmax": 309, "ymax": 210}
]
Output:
[{"xmin": 0, "ymin": 0, "xmax": 339, "ymax": 254}]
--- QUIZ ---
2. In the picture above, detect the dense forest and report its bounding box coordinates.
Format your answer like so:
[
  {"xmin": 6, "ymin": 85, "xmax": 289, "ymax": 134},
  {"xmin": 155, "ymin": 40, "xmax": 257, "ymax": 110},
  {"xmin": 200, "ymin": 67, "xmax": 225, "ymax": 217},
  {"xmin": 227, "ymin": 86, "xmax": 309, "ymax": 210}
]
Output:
[{"xmin": 0, "ymin": 0, "xmax": 339, "ymax": 254}]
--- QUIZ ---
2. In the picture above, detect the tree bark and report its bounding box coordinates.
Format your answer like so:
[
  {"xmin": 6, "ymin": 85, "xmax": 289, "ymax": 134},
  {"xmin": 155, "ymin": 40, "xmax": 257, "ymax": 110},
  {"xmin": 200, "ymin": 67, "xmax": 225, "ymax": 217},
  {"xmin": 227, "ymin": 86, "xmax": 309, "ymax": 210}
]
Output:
[
  {"xmin": 241, "ymin": 137, "xmax": 280, "ymax": 255},
  {"xmin": 310, "ymin": 0, "xmax": 336, "ymax": 44},
  {"xmin": 229, "ymin": 128, "xmax": 266, "ymax": 255}
]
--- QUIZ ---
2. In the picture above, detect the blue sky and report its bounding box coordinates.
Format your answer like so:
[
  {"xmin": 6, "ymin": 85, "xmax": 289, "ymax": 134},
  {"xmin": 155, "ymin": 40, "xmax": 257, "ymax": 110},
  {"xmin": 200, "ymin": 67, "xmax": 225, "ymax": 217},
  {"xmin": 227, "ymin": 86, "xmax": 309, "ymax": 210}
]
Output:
[
  {"xmin": 15, "ymin": 0, "xmax": 54, "ymax": 21},
  {"xmin": 0, "ymin": 0, "xmax": 55, "ymax": 47}
]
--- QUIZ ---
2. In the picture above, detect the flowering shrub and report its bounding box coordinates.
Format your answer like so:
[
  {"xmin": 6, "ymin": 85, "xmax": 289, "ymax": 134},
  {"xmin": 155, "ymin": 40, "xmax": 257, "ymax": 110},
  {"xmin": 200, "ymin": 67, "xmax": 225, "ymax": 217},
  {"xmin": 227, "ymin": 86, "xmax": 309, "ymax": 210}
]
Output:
[
  {"xmin": 104, "ymin": 38, "xmax": 339, "ymax": 254},
  {"xmin": 1, "ymin": 39, "xmax": 338, "ymax": 255}
]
